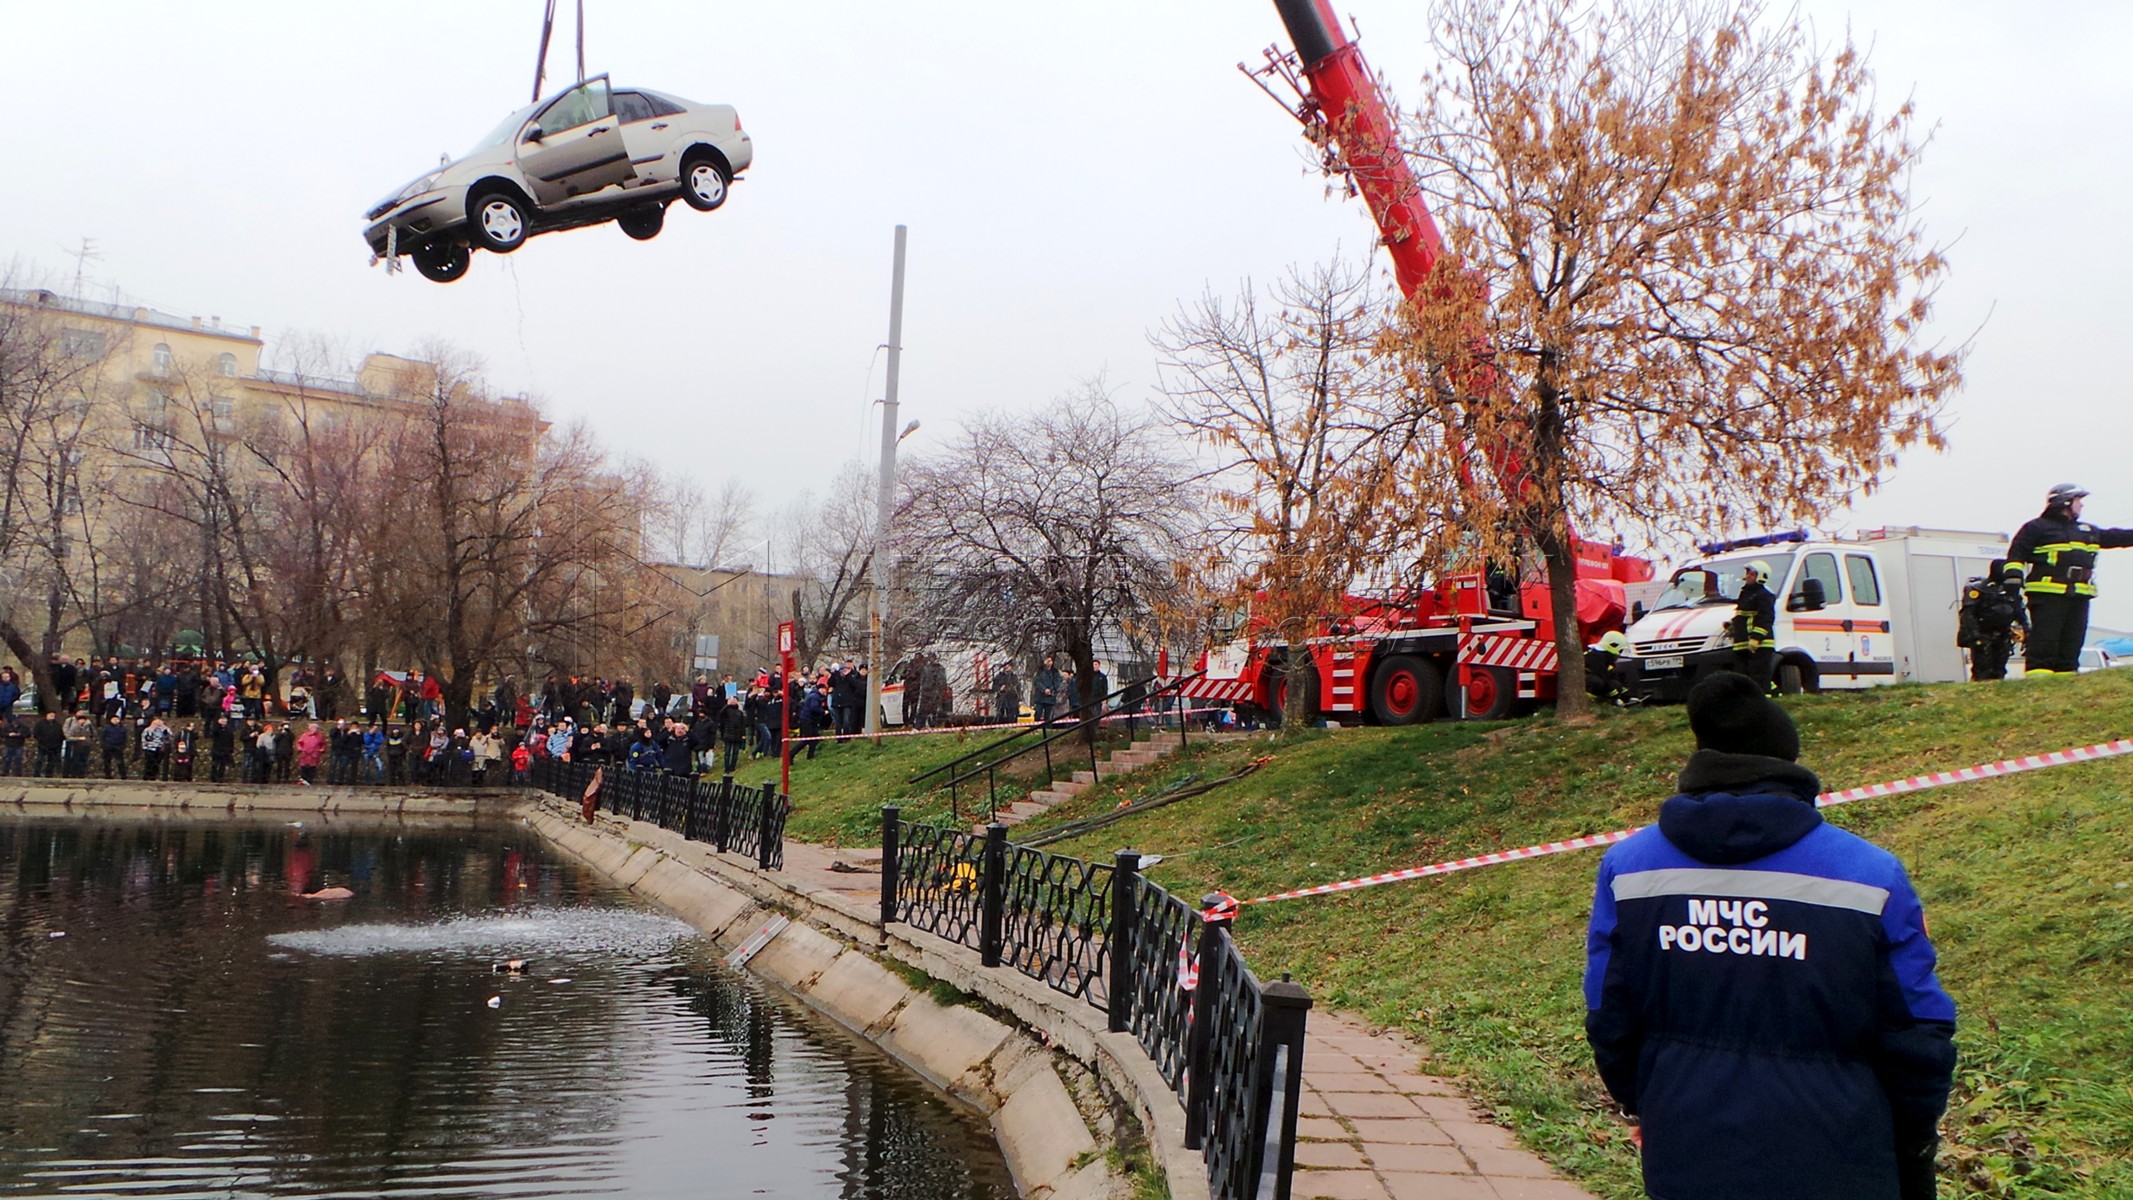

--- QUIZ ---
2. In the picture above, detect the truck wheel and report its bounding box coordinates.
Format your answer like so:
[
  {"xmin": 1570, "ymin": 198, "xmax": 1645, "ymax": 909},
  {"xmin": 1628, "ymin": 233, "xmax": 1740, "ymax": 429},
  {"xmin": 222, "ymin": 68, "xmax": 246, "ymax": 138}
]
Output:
[
  {"xmin": 1369, "ymin": 655, "xmax": 1443, "ymax": 726},
  {"xmin": 1776, "ymin": 661, "xmax": 1816, "ymax": 695},
  {"xmin": 1457, "ymin": 666, "xmax": 1518, "ymax": 721}
]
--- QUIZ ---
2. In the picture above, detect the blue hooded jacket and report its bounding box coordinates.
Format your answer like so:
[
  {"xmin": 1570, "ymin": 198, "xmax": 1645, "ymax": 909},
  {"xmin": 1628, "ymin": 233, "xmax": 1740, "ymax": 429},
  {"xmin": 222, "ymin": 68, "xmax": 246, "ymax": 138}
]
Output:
[{"xmin": 1585, "ymin": 750, "xmax": 1956, "ymax": 1200}]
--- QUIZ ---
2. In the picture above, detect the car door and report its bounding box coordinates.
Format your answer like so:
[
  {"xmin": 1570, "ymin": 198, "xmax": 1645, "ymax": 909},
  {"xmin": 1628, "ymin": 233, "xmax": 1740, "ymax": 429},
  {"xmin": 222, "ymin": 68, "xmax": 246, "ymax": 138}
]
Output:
[
  {"xmin": 611, "ymin": 91, "xmax": 673, "ymax": 185},
  {"xmin": 1844, "ymin": 552, "xmax": 1897, "ymax": 684},
  {"xmin": 517, "ymin": 76, "xmax": 636, "ymax": 205},
  {"xmin": 1781, "ymin": 551, "xmax": 1853, "ymax": 685}
]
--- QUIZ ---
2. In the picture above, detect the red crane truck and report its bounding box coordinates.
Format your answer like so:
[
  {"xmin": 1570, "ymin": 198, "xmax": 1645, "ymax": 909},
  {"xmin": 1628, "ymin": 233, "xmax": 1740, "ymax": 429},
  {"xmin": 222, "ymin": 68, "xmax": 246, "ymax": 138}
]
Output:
[{"xmin": 1184, "ymin": 0, "xmax": 1651, "ymax": 724}]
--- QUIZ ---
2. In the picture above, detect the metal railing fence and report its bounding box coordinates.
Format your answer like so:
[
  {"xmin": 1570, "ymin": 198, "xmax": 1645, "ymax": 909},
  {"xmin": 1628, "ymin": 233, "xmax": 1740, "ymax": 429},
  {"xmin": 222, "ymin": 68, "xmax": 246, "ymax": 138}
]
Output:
[
  {"xmin": 530, "ymin": 758, "xmax": 788, "ymax": 870},
  {"xmin": 881, "ymin": 809, "xmax": 1308, "ymax": 1200}
]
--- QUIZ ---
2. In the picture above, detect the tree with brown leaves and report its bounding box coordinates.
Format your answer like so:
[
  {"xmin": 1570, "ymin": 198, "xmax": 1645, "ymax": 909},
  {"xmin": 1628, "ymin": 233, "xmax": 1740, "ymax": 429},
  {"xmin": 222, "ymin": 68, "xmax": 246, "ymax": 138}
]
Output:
[{"xmin": 1388, "ymin": 0, "xmax": 1961, "ymax": 716}]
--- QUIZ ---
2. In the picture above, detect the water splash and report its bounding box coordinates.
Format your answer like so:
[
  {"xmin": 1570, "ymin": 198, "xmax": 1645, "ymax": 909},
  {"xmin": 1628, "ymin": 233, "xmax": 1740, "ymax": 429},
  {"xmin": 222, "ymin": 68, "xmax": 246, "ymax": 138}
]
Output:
[{"xmin": 268, "ymin": 909, "xmax": 697, "ymax": 959}]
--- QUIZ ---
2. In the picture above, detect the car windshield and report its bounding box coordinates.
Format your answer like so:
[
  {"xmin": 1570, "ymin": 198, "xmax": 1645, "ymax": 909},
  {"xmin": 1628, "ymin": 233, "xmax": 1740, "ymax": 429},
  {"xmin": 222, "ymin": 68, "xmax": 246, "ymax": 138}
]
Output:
[
  {"xmin": 1651, "ymin": 552, "xmax": 1795, "ymax": 611},
  {"xmin": 466, "ymin": 105, "xmax": 536, "ymax": 156}
]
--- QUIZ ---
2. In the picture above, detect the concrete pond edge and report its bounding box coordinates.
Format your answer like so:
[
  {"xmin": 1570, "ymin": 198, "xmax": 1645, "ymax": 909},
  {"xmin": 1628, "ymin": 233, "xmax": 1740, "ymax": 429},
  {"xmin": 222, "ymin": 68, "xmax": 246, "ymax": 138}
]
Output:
[{"xmin": 518, "ymin": 797, "xmax": 1208, "ymax": 1200}]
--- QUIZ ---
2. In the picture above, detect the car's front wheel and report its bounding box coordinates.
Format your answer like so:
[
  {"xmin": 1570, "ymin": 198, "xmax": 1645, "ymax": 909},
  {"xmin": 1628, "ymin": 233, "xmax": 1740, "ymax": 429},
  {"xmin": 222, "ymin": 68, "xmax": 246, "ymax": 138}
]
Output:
[
  {"xmin": 410, "ymin": 243, "xmax": 471, "ymax": 283},
  {"xmin": 468, "ymin": 189, "xmax": 529, "ymax": 253},
  {"xmin": 679, "ymin": 151, "xmax": 729, "ymax": 212},
  {"xmin": 618, "ymin": 205, "xmax": 666, "ymax": 241}
]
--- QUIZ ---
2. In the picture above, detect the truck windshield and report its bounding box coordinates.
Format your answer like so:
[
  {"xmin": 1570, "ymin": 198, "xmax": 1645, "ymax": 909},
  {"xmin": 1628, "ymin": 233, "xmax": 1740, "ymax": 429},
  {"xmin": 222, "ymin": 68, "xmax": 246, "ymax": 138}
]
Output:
[{"xmin": 1651, "ymin": 553, "xmax": 1796, "ymax": 611}]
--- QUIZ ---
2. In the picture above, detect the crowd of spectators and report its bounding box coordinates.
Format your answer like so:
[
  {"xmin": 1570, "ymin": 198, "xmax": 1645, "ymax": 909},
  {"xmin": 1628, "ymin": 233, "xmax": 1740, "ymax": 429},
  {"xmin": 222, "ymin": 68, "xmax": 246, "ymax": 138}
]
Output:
[{"xmin": 0, "ymin": 650, "xmax": 1173, "ymax": 785}]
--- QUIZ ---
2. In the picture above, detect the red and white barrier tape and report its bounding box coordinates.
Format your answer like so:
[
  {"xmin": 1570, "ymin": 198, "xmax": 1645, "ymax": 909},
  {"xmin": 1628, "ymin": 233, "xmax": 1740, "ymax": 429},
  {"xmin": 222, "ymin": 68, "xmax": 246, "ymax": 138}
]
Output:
[{"xmin": 1231, "ymin": 737, "xmax": 2133, "ymax": 908}]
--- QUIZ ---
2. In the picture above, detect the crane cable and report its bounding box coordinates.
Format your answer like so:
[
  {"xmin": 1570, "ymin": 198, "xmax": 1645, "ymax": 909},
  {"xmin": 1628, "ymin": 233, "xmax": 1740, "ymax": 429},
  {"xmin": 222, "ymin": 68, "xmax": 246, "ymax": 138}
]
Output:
[{"xmin": 529, "ymin": 0, "xmax": 587, "ymax": 104}]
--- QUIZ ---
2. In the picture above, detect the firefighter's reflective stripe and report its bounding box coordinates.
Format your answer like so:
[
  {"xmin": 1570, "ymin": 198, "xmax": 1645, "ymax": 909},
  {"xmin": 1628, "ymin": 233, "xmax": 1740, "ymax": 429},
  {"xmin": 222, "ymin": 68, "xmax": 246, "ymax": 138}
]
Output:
[{"xmin": 2032, "ymin": 541, "xmax": 2104, "ymax": 564}]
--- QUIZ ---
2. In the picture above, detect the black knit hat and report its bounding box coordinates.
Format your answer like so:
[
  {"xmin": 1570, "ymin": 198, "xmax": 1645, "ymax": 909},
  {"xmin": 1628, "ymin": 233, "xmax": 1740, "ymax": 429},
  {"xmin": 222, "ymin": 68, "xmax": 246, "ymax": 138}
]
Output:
[{"xmin": 1686, "ymin": 672, "xmax": 1800, "ymax": 762}]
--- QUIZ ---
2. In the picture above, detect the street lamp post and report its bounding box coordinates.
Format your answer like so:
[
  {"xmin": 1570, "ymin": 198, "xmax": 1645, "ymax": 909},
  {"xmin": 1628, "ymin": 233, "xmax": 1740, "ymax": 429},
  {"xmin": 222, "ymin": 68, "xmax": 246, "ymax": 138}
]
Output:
[{"xmin": 866, "ymin": 225, "xmax": 908, "ymax": 738}]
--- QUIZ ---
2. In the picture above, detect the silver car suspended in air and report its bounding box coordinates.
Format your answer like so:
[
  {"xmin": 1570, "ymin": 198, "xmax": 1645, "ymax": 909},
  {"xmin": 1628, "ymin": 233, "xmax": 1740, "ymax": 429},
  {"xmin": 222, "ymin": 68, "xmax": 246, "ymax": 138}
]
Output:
[{"xmin": 363, "ymin": 75, "xmax": 752, "ymax": 281}]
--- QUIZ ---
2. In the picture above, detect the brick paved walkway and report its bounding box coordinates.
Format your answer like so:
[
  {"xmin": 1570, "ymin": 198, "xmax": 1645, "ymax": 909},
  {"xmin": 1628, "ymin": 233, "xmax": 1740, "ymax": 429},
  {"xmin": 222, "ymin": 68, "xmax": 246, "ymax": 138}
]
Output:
[
  {"xmin": 779, "ymin": 841, "xmax": 1593, "ymax": 1200},
  {"xmin": 1292, "ymin": 1018, "xmax": 1593, "ymax": 1200}
]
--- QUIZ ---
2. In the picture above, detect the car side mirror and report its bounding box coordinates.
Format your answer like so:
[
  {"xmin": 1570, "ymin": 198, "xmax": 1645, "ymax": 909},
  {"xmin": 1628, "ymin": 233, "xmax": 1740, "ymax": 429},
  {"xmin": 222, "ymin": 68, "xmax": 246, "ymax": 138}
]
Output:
[
  {"xmin": 1631, "ymin": 601, "xmax": 1646, "ymax": 622},
  {"xmin": 1787, "ymin": 578, "xmax": 1827, "ymax": 612},
  {"xmin": 525, "ymin": 124, "xmax": 545, "ymax": 142}
]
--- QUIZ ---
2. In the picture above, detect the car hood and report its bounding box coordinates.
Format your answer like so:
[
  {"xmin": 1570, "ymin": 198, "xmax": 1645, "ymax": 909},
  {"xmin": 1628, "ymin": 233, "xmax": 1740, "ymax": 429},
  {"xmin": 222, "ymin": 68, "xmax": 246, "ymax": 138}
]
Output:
[
  {"xmin": 365, "ymin": 146, "xmax": 516, "ymax": 221},
  {"xmin": 1626, "ymin": 605, "xmax": 1731, "ymax": 648}
]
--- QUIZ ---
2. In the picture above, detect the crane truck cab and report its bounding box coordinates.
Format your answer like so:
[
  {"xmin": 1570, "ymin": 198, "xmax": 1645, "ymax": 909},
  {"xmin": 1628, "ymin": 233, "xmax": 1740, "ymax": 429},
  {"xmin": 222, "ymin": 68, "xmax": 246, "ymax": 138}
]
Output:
[{"xmin": 1621, "ymin": 528, "xmax": 2011, "ymax": 702}]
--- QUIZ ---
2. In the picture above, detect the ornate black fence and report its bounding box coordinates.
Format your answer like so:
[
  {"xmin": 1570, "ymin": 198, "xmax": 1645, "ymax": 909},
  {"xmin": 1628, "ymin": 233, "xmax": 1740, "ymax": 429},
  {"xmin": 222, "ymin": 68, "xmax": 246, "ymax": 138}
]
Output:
[
  {"xmin": 530, "ymin": 759, "xmax": 789, "ymax": 870},
  {"xmin": 881, "ymin": 809, "xmax": 1308, "ymax": 1200}
]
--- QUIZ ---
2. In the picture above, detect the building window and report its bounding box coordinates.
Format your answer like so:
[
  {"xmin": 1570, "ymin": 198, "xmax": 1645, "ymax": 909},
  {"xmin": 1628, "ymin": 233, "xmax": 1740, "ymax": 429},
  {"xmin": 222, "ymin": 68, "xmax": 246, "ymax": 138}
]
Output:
[
  {"xmin": 212, "ymin": 394, "xmax": 234, "ymax": 423},
  {"xmin": 218, "ymin": 352, "xmax": 238, "ymax": 377},
  {"xmin": 133, "ymin": 423, "xmax": 168, "ymax": 451},
  {"xmin": 152, "ymin": 343, "xmax": 173, "ymax": 374},
  {"xmin": 61, "ymin": 329, "xmax": 106, "ymax": 359}
]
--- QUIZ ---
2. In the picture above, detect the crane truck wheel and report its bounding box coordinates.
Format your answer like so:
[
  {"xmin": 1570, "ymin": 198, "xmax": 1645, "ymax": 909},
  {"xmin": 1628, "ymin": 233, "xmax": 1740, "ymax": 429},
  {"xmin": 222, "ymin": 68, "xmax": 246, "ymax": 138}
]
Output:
[
  {"xmin": 1368, "ymin": 655, "xmax": 1443, "ymax": 726},
  {"xmin": 1456, "ymin": 666, "xmax": 1518, "ymax": 721}
]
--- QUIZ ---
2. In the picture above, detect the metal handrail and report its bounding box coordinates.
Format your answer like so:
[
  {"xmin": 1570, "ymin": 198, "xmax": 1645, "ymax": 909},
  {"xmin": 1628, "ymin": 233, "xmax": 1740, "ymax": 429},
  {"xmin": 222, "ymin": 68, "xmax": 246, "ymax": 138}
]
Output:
[
  {"xmin": 935, "ymin": 671, "xmax": 1207, "ymax": 820},
  {"xmin": 907, "ymin": 672, "xmax": 1191, "ymax": 787}
]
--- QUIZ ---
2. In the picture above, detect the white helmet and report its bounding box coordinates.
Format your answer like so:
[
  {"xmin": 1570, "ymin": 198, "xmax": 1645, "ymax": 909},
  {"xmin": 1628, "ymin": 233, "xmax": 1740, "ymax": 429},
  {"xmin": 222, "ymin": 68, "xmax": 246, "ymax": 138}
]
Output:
[{"xmin": 1745, "ymin": 560, "xmax": 1774, "ymax": 582}]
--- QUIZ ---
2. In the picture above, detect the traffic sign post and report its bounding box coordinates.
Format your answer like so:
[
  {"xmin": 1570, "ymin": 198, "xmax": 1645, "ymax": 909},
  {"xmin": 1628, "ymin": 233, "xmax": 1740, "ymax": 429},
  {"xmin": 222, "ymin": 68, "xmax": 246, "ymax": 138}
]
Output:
[{"xmin": 778, "ymin": 622, "xmax": 796, "ymax": 795}]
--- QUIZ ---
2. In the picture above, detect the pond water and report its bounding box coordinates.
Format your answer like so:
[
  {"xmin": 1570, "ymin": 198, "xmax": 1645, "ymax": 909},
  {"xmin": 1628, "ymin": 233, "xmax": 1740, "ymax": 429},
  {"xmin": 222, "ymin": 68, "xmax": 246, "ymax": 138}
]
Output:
[{"xmin": 0, "ymin": 814, "xmax": 1014, "ymax": 1199}]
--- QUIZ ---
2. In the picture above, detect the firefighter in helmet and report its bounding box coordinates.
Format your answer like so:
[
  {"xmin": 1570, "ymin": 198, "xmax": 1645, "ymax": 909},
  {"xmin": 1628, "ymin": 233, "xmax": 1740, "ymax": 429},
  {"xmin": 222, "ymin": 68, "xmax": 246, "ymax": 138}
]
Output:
[
  {"xmin": 1729, "ymin": 560, "xmax": 1779, "ymax": 693},
  {"xmin": 2006, "ymin": 484, "xmax": 2133, "ymax": 674},
  {"xmin": 1586, "ymin": 630, "xmax": 1634, "ymax": 705}
]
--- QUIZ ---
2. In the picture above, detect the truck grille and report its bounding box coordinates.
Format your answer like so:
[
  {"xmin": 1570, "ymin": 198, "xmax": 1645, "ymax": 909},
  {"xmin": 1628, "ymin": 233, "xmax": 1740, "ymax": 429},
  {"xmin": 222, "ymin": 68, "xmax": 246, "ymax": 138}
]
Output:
[{"xmin": 1635, "ymin": 639, "xmax": 1705, "ymax": 656}]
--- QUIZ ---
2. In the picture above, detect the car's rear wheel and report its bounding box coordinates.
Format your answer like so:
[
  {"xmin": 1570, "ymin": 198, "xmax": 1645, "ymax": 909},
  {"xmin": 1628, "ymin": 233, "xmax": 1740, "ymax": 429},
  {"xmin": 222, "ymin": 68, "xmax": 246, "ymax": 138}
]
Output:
[
  {"xmin": 680, "ymin": 151, "xmax": 729, "ymax": 212},
  {"xmin": 468, "ymin": 189, "xmax": 529, "ymax": 253},
  {"xmin": 410, "ymin": 243, "xmax": 471, "ymax": 283},
  {"xmin": 619, "ymin": 205, "xmax": 666, "ymax": 241}
]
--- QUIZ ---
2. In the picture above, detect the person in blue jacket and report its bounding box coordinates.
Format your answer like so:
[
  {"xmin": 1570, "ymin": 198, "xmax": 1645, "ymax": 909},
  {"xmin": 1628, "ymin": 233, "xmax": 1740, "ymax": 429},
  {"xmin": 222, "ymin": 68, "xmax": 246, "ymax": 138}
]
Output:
[{"xmin": 1585, "ymin": 672, "xmax": 1956, "ymax": 1200}]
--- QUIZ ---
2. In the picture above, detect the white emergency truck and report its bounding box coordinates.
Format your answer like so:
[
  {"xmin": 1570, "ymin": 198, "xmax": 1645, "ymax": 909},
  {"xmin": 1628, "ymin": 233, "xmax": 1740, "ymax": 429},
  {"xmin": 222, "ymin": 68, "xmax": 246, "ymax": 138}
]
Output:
[{"xmin": 1622, "ymin": 528, "xmax": 2010, "ymax": 701}]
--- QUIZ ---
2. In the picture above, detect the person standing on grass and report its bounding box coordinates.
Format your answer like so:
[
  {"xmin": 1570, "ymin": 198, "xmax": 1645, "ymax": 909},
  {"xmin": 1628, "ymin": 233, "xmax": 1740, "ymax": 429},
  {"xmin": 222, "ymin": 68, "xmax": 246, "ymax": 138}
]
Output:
[
  {"xmin": 1031, "ymin": 655, "xmax": 1062, "ymax": 726},
  {"xmin": 718, "ymin": 697, "xmax": 748, "ymax": 774},
  {"xmin": 1584, "ymin": 672, "xmax": 1956, "ymax": 1200}
]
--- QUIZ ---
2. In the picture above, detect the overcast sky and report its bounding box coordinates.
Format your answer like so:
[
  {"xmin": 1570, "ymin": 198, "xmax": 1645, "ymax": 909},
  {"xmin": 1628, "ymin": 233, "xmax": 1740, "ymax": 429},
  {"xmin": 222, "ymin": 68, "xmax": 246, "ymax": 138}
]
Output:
[{"xmin": 5, "ymin": 0, "xmax": 2129, "ymax": 631}]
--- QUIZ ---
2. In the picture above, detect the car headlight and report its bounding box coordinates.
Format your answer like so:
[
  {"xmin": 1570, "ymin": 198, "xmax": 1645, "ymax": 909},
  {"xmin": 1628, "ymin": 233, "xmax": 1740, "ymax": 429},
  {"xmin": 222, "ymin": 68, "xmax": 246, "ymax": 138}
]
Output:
[
  {"xmin": 367, "ymin": 171, "xmax": 446, "ymax": 221},
  {"xmin": 396, "ymin": 171, "xmax": 445, "ymax": 203}
]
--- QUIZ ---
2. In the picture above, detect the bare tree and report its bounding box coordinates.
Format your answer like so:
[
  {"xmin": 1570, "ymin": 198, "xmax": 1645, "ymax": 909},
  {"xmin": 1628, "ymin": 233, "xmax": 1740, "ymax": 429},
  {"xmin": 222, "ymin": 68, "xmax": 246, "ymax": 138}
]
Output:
[
  {"xmin": 896, "ymin": 387, "xmax": 1199, "ymax": 729},
  {"xmin": 768, "ymin": 464, "xmax": 877, "ymax": 670},
  {"xmin": 644, "ymin": 471, "xmax": 755, "ymax": 569},
  {"xmin": 1376, "ymin": 0, "xmax": 1961, "ymax": 716},
  {"xmin": 1154, "ymin": 257, "xmax": 1428, "ymax": 724},
  {"xmin": 0, "ymin": 281, "xmax": 129, "ymax": 707},
  {"xmin": 361, "ymin": 346, "xmax": 663, "ymax": 725}
]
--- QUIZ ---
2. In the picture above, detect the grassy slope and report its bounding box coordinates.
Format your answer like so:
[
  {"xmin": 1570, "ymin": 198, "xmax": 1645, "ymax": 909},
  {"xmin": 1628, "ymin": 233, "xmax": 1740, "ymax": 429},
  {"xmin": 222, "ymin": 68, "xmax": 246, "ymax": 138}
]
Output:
[
  {"xmin": 1013, "ymin": 672, "xmax": 2133, "ymax": 1199},
  {"xmin": 730, "ymin": 723, "xmax": 1130, "ymax": 844}
]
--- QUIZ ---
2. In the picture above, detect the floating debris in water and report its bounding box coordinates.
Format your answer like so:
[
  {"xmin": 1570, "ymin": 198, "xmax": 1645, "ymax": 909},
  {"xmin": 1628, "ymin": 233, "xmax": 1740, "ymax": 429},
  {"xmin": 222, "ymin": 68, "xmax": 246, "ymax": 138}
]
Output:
[
  {"xmin": 493, "ymin": 959, "xmax": 529, "ymax": 974},
  {"xmin": 48, "ymin": 931, "xmax": 67, "ymax": 939},
  {"xmin": 486, "ymin": 995, "xmax": 502, "ymax": 1009}
]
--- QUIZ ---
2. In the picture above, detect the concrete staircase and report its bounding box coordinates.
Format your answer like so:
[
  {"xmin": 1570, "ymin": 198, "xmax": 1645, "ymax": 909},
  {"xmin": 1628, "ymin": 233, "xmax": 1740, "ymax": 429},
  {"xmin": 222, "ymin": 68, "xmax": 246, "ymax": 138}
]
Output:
[{"xmin": 974, "ymin": 733, "xmax": 1192, "ymax": 833}]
